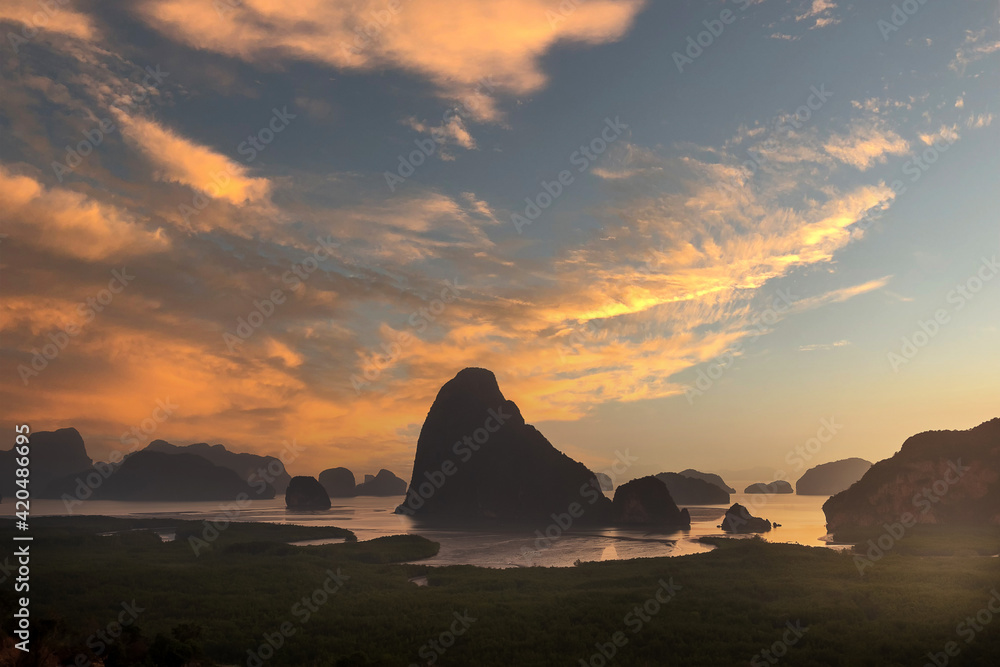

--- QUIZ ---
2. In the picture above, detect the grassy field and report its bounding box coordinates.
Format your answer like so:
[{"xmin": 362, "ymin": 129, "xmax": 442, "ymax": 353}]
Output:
[{"xmin": 1, "ymin": 517, "xmax": 999, "ymax": 666}]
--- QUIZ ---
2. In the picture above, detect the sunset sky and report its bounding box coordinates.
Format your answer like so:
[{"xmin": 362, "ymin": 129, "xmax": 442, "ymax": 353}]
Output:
[{"xmin": 2, "ymin": 0, "xmax": 998, "ymax": 482}]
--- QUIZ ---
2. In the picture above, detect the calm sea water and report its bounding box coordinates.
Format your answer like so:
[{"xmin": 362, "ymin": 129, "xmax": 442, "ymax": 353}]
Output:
[{"xmin": 4, "ymin": 486, "xmax": 847, "ymax": 567}]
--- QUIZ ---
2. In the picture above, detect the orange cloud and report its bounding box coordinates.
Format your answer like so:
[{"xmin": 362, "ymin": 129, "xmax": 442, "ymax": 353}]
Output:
[
  {"xmin": 116, "ymin": 112, "xmax": 271, "ymax": 208},
  {"xmin": 136, "ymin": 0, "xmax": 646, "ymax": 121},
  {"xmin": 1, "ymin": 0, "xmax": 97, "ymax": 45},
  {"xmin": 791, "ymin": 276, "xmax": 892, "ymax": 312},
  {"xmin": 822, "ymin": 123, "xmax": 910, "ymax": 170},
  {"xmin": 0, "ymin": 164, "xmax": 169, "ymax": 261}
]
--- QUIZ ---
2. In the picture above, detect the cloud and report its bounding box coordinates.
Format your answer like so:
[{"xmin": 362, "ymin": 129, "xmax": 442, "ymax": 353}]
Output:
[
  {"xmin": 591, "ymin": 143, "xmax": 664, "ymax": 180},
  {"xmin": 850, "ymin": 97, "xmax": 918, "ymax": 114},
  {"xmin": 0, "ymin": 0, "xmax": 97, "ymax": 44},
  {"xmin": 0, "ymin": 3, "xmax": 950, "ymax": 475},
  {"xmin": 0, "ymin": 164, "xmax": 169, "ymax": 261},
  {"xmin": 4, "ymin": 106, "xmax": 902, "ymax": 465},
  {"xmin": 403, "ymin": 114, "xmax": 477, "ymax": 154},
  {"xmin": 460, "ymin": 192, "xmax": 498, "ymax": 221},
  {"xmin": 794, "ymin": 0, "xmax": 839, "ymax": 29},
  {"xmin": 791, "ymin": 276, "xmax": 892, "ymax": 312},
  {"xmin": 798, "ymin": 339, "xmax": 850, "ymax": 352},
  {"xmin": 116, "ymin": 111, "xmax": 272, "ymax": 208},
  {"xmin": 919, "ymin": 124, "xmax": 961, "ymax": 145},
  {"xmin": 822, "ymin": 123, "xmax": 910, "ymax": 170},
  {"xmin": 265, "ymin": 337, "xmax": 304, "ymax": 367},
  {"xmin": 883, "ymin": 290, "xmax": 914, "ymax": 303},
  {"xmin": 323, "ymin": 190, "xmax": 501, "ymax": 266},
  {"xmin": 294, "ymin": 96, "xmax": 333, "ymax": 120},
  {"xmin": 135, "ymin": 0, "xmax": 647, "ymax": 122},
  {"xmin": 381, "ymin": 117, "xmax": 903, "ymax": 424},
  {"xmin": 966, "ymin": 113, "xmax": 994, "ymax": 129},
  {"xmin": 950, "ymin": 29, "xmax": 1000, "ymax": 73}
]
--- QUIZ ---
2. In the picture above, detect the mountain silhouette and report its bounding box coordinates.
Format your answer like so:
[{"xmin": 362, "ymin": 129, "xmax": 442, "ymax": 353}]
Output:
[
  {"xmin": 795, "ymin": 458, "xmax": 872, "ymax": 496},
  {"xmin": 655, "ymin": 472, "xmax": 730, "ymax": 504},
  {"xmin": 319, "ymin": 467, "xmax": 357, "ymax": 497},
  {"xmin": 0, "ymin": 428, "xmax": 92, "ymax": 498},
  {"xmin": 146, "ymin": 440, "xmax": 292, "ymax": 493},
  {"xmin": 43, "ymin": 450, "xmax": 272, "ymax": 501},
  {"xmin": 824, "ymin": 418, "xmax": 1000, "ymax": 537},
  {"xmin": 396, "ymin": 368, "xmax": 612, "ymax": 522},
  {"xmin": 679, "ymin": 468, "xmax": 736, "ymax": 494}
]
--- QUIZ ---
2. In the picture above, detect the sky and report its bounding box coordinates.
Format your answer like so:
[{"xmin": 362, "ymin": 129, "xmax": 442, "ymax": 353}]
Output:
[{"xmin": 1, "ymin": 0, "xmax": 998, "ymax": 483}]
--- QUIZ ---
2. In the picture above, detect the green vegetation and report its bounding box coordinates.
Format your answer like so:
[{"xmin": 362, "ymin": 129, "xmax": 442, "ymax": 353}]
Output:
[
  {"xmin": 2, "ymin": 518, "xmax": 1000, "ymax": 666},
  {"xmin": 835, "ymin": 525, "xmax": 1000, "ymax": 557}
]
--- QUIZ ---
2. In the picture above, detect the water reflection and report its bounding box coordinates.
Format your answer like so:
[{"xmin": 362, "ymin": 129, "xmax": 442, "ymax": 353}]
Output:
[{"xmin": 7, "ymin": 492, "xmax": 842, "ymax": 567}]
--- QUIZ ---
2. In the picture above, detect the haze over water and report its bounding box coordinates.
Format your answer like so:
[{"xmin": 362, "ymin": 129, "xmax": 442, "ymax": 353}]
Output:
[{"xmin": 5, "ymin": 489, "xmax": 844, "ymax": 568}]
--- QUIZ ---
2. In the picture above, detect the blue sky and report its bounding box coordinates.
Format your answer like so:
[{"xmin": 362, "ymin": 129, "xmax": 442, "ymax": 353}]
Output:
[{"xmin": 1, "ymin": 0, "xmax": 997, "ymax": 480}]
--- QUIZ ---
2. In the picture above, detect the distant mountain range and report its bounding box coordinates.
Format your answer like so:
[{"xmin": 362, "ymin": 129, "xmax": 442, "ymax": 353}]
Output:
[
  {"xmin": 6, "ymin": 382, "xmax": 994, "ymax": 536},
  {"xmin": 146, "ymin": 440, "xmax": 292, "ymax": 493},
  {"xmin": 0, "ymin": 430, "xmax": 406, "ymax": 504},
  {"xmin": 44, "ymin": 450, "xmax": 271, "ymax": 501},
  {"xmin": 796, "ymin": 458, "xmax": 872, "ymax": 496}
]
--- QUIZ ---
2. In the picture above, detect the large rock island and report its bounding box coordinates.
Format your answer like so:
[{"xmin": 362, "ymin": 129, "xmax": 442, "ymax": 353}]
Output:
[
  {"xmin": 744, "ymin": 480, "xmax": 793, "ymax": 494},
  {"xmin": 824, "ymin": 419, "xmax": 1000, "ymax": 538},
  {"xmin": 146, "ymin": 440, "xmax": 293, "ymax": 493},
  {"xmin": 593, "ymin": 472, "xmax": 613, "ymax": 492},
  {"xmin": 396, "ymin": 368, "xmax": 612, "ymax": 522},
  {"xmin": 356, "ymin": 469, "xmax": 407, "ymax": 496},
  {"xmin": 655, "ymin": 472, "xmax": 730, "ymax": 504},
  {"xmin": 43, "ymin": 451, "xmax": 271, "ymax": 501},
  {"xmin": 795, "ymin": 458, "xmax": 872, "ymax": 496},
  {"xmin": 319, "ymin": 467, "xmax": 357, "ymax": 497},
  {"xmin": 613, "ymin": 477, "xmax": 690, "ymax": 527},
  {"xmin": 0, "ymin": 427, "xmax": 92, "ymax": 498},
  {"xmin": 722, "ymin": 503, "xmax": 772, "ymax": 533},
  {"xmin": 680, "ymin": 468, "xmax": 735, "ymax": 494},
  {"xmin": 286, "ymin": 476, "xmax": 332, "ymax": 510}
]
